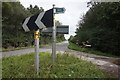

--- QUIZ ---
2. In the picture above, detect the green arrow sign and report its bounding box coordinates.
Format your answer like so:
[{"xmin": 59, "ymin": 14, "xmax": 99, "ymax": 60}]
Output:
[{"xmin": 55, "ymin": 8, "xmax": 66, "ymax": 14}]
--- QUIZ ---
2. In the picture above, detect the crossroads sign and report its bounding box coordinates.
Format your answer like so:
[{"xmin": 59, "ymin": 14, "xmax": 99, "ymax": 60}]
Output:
[{"xmin": 22, "ymin": 9, "xmax": 53, "ymax": 32}]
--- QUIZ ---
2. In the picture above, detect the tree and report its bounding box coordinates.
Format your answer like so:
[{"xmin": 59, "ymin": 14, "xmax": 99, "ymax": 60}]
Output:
[
  {"xmin": 68, "ymin": 35, "xmax": 74, "ymax": 41},
  {"xmin": 71, "ymin": 2, "xmax": 120, "ymax": 56},
  {"xmin": 2, "ymin": 2, "xmax": 44, "ymax": 48},
  {"xmin": 2, "ymin": 3, "xmax": 65, "ymax": 48},
  {"xmin": 27, "ymin": 5, "xmax": 44, "ymax": 15}
]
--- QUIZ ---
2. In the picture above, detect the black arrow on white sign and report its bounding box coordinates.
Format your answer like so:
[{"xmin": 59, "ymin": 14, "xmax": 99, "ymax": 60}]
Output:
[{"xmin": 22, "ymin": 9, "xmax": 53, "ymax": 32}]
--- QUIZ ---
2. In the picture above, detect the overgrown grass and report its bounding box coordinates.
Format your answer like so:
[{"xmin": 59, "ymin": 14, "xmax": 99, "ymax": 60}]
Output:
[
  {"xmin": 68, "ymin": 42, "xmax": 120, "ymax": 58},
  {"xmin": 2, "ymin": 52, "xmax": 111, "ymax": 78}
]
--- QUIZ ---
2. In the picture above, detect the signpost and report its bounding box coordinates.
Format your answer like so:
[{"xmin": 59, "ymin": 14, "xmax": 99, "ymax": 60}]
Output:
[
  {"xmin": 51, "ymin": 5, "xmax": 66, "ymax": 67},
  {"xmin": 22, "ymin": 4, "xmax": 67, "ymax": 75},
  {"xmin": 22, "ymin": 9, "xmax": 53, "ymax": 75},
  {"xmin": 52, "ymin": 4, "xmax": 56, "ymax": 67}
]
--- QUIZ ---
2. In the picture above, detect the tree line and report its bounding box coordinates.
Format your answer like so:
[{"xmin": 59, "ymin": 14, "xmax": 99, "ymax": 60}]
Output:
[
  {"xmin": 2, "ymin": 2, "xmax": 65, "ymax": 48},
  {"xmin": 69, "ymin": 2, "xmax": 120, "ymax": 56}
]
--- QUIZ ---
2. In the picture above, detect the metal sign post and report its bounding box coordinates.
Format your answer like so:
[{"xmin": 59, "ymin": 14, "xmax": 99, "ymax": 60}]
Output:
[
  {"xmin": 52, "ymin": 4, "xmax": 56, "ymax": 67},
  {"xmin": 52, "ymin": 4, "xmax": 66, "ymax": 67},
  {"xmin": 34, "ymin": 29, "xmax": 40, "ymax": 75}
]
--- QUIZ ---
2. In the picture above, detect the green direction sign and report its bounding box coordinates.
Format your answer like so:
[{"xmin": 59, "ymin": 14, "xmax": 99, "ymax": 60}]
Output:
[
  {"xmin": 42, "ymin": 25, "xmax": 69, "ymax": 34},
  {"xmin": 55, "ymin": 7, "xmax": 66, "ymax": 14}
]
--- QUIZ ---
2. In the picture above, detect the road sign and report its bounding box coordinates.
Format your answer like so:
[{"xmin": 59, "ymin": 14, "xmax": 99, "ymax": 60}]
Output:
[
  {"xmin": 22, "ymin": 9, "xmax": 53, "ymax": 32},
  {"xmin": 22, "ymin": 4, "xmax": 67, "ymax": 74},
  {"xmin": 55, "ymin": 7, "xmax": 66, "ymax": 14},
  {"xmin": 42, "ymin": 25, "xmax": 69, "ymax": 34}
]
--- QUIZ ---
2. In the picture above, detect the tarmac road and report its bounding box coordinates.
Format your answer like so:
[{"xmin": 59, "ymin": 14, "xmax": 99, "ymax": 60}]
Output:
[{"xmin": 2, "ymin": 41, "xmax": 69, "ymax": 57}]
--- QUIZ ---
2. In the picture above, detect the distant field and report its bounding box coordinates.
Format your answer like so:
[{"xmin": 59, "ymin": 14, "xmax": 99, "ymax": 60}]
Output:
[{"xmin": 2, "ymin": 52, "xmax": 111, "ymax": 78}]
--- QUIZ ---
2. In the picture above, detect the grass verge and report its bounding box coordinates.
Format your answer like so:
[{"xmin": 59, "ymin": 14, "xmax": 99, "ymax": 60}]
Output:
[
  {"xmin": 1, "ymin": 41, "xmax": 66, "ymax": 52},
  {"xmin": 0, "ymin": 44, "xmax": 50, "ymax": 52},
  {"xmin": 1, "ymin": 46, "xmax": 33, "ymax": 52},
  {"xmin": 2, "ymin": 52, "xmax": 111, "ymax": 78},
  {"xmin": 68, "ymin": 42, "xmax": 120, "ymax": 58}
]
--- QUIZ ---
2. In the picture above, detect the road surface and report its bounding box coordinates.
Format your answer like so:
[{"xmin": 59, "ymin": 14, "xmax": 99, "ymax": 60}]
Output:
[
  {"xmin": 2, "ymin": 41, "xmax": 120, "ymax": 78},
  {"xmin": 2, "ymin": 41, "xmax": 69, "ymax": 57}
]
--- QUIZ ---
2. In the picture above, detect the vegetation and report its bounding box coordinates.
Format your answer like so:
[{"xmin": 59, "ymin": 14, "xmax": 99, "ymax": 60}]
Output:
[
  {"xmin": 68, "ymin": 42, "xmax": 120, "ymax": 58},
  {"xmin": 70, "ymin": 2, "xmax": 120, "ymax": 56},
  {"xmin": 2, "ymin": 2, "xmax": 65, "ymax": 49},
  {"xmin": 2, "ymin": 52, "xmax": 111, "ymax": 78},
  {"xmin": 0, "ymin": 44, "xmax": 49, "ymax": 52}
]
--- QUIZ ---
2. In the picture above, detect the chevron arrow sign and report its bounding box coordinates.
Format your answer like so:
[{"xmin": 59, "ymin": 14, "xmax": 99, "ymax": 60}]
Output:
[{"xmin": 22, "ymin": 9, "xmax": 53, "ymax": 32}]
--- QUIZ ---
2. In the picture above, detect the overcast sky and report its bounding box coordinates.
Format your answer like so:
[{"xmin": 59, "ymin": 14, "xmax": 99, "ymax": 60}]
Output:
[{"xmin": 19, "ymin": 0, "xmax": 90, "ymax": 40}]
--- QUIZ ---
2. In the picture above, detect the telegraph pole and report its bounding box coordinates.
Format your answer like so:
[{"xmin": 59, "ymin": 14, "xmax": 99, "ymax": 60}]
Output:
[
  {"xmin": 52, "ymin": 4, "xmax": 56, "ymax": 67},
  {"xmin": 34, "ymin": 29, "xmax": 39, "ymax": 75}
]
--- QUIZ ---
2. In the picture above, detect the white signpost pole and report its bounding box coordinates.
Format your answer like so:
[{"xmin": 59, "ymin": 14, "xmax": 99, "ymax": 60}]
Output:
[
  {"xmin": 52, "ymin": 4, "xmax": 56, "ymax": 67},
  {"xmin": 34, "ymin": 29, "xmax": 39, "ymax": 75}
]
